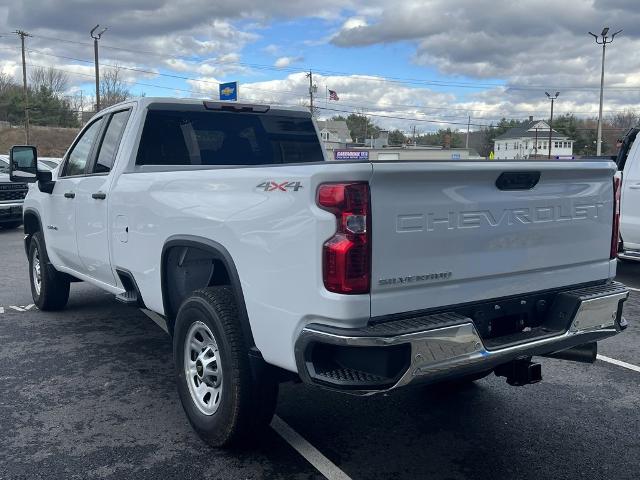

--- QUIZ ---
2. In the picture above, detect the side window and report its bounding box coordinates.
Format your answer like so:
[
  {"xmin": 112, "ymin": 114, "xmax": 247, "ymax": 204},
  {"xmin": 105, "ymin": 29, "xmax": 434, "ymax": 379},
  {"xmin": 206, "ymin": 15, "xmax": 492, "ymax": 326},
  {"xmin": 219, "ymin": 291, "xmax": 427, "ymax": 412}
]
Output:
[
  {"xmin": 63, "ymin": 119, "xmax": 103, "ymax": 177},
  {"xmin": 93, "ymin": 110, "xmax": 131, "ymax": 174}
]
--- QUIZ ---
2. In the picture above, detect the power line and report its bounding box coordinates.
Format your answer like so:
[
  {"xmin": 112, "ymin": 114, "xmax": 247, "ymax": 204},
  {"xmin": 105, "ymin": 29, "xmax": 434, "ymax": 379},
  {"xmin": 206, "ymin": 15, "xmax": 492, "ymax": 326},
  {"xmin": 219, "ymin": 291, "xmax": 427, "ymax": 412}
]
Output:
[
  {"xmin": 16, "ymin": 32, "xmax": 640, "ymax": 93},
  {"xmin": 9, "ymin": 45, "xmax": 639, "ymax": 122},
  {"xmin": 4, "ymin": 37, "xmax": 639, "ymax": 132},
  {"xmin": 317, "ymin": 106, "xmax": 492, "ymax": 127},
  {"xmin": 22, "ymin": 63, "xmax": 496, "ymax": 127},
  {"xmin": 3, "ymin": 41, "xmax": 640, "ymax": 120},
  {"xmin": 20, "ymin": 63, "xmax": 640, "ymax": 132}
]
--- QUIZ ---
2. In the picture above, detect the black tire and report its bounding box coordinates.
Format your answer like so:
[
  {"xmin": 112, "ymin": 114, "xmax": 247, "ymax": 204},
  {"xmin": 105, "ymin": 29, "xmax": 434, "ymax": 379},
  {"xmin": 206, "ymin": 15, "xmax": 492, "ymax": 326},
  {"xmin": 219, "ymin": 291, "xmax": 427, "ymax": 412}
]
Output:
[
  {"xmin": 28, "ymin": 231, "xmax": 70, "ymax": 310},
  {"xmin": 0, "ymin": 221, "xmax": 22, "ymax": 229},
  {"xmin": 173, "ymin": 286, "xmax": 278, "ymax": 448}
]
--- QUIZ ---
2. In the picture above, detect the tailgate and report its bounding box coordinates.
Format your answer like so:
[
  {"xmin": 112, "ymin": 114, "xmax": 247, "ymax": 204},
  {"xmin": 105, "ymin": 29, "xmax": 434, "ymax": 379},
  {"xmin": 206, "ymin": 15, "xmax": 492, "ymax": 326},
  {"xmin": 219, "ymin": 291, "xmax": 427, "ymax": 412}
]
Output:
[{"xmin": 370, "ymin": 161, "xmax": 617, "ymax": 317}]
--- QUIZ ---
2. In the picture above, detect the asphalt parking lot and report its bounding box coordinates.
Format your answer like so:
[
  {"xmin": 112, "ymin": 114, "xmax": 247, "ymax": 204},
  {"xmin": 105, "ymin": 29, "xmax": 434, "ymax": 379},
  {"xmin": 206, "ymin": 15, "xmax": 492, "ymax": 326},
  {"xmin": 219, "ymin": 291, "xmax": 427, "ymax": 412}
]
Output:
[{"xmin": 1, "ymin": 227, "xmax": 639, "ymax": 480}]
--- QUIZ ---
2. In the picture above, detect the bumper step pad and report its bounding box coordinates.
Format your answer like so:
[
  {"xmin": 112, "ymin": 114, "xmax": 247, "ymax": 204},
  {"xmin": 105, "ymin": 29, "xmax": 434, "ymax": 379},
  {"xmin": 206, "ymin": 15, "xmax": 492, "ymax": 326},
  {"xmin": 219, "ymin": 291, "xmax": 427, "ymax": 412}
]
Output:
[{"xmin": 296, "ymin": 282, "xmax": 629, "ymax": 394}]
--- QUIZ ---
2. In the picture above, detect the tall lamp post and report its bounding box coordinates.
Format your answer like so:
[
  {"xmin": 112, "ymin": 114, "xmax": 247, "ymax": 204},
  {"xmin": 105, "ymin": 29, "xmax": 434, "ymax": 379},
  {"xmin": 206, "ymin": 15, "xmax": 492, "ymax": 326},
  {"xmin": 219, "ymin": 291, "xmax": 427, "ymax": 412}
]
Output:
[
  {"xmin": 90, "ymin": 25, "xmax": 107, "ymax": 112},
  {"xmin": 589, "ymin": 27, "xmax": 622, "ymax": 156},
  {"xmin": 545, "ymin": 91, "xmax": 559, "ymax": 159}
]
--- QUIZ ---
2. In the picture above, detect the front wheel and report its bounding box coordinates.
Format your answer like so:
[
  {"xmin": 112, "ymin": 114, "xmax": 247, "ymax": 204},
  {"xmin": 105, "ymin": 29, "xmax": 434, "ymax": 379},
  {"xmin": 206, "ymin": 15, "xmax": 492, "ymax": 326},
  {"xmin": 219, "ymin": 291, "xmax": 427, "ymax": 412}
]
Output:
[
  {"xmin": 173, "ymin": 287, "xmax": 278, "ymax": 448},
  {"xmin": 28, "ymin": 232, "xmax": 70, "ymax": 310}
]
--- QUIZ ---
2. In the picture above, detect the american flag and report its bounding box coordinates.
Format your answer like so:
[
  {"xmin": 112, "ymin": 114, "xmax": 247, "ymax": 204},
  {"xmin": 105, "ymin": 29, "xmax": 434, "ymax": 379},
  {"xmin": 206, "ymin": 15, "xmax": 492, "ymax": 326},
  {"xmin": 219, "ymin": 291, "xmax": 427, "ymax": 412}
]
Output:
[{"xmin": 328, "ymin": 89, "xmax": 339, "ymax": 101}]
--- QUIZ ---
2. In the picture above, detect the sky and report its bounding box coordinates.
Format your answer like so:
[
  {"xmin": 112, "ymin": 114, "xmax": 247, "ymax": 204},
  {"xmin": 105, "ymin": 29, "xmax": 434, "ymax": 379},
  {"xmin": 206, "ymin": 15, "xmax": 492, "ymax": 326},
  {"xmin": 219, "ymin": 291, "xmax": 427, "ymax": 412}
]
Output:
[{"xmin": 1, "ymin": 0, "xmax": 640, "ymax": 132}]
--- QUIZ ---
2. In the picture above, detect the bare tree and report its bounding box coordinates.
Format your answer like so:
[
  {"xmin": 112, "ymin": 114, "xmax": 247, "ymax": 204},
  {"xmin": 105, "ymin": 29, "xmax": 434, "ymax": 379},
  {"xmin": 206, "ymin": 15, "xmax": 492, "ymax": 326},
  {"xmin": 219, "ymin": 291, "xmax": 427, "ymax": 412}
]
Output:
[
  {"xmin": 29, "ymin": 66, "xmax": 69, "ymax": 95},
  {"xmin": 607, "ymin": 109, "xmax": 640, "ymax": 130},
  {"xmin": 100, "ymin": 66, "xmax": 130, "ymax": 108},
  {"xmin": 0, "ymin": 72, "xmax": 16, "ymax": 96}
]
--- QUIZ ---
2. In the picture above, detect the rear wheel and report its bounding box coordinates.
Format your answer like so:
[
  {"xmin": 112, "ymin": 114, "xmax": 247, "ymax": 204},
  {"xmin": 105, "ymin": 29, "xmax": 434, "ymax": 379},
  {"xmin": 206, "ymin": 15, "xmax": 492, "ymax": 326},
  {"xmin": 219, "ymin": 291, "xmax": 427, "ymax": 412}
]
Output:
[
  {"xmin": 28, "ymin": 232, "xmax": 70, "ymax": 310},
  {"xmin": 173, "ymin": 287, "xmax": 278, "ymax": 447}
]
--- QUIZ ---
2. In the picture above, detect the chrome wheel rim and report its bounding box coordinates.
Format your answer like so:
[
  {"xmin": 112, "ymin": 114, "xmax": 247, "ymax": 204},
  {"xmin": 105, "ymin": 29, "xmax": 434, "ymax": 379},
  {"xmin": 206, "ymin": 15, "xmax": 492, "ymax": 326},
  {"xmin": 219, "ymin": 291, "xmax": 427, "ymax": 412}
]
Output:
[
  {"xmin": 32, "ymin": 248, "xmax": 42, "ymax": 296},
  {"xmin": 184, "ymin": 321, "xmax": 222, "ymax": 416}
]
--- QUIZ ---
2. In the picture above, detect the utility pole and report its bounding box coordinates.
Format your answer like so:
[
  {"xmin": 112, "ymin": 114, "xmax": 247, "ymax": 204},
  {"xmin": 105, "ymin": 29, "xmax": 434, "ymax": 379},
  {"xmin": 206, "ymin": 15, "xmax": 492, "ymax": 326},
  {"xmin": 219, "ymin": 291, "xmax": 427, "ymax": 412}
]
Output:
[
  {"xmin": 90, "ymin": 25, "xmax": 107, "ymax": 112},
  {"xmin": 14, "ymin": 30, "xmax": 31, "ymax": 144},
  {"xmin": 545, "ymin": 91, "xmax": 559, "ymax": 159},
  {"xmin": 306, "ymin": 70, "xmax": 316, "ymax": 116},
  {"xmin": 465, "ymin": 115, "xmax": 471, "ymax": 149},
  {"xmin": 412, "ymin": 125, "xmax": 416, "ymax": 145},
  {"xmin": 589, "ymin": 27, "xmax": 622, "ymax": 156}
]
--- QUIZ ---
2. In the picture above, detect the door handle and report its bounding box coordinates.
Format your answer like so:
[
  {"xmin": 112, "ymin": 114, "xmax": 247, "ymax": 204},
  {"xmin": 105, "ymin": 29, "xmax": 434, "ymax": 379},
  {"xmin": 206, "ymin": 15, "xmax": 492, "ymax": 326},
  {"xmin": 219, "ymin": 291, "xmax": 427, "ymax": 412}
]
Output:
[
  {"xmin": 92, "ymin": 192, "xmax": 107, "ymax": 200},
  {"xmin": 630, "ymin": 183, "xmax": 640, "ymax": 190},
  {"xmin": 64, "ymin": 192, "xmax": 75, "ymax": 199}
]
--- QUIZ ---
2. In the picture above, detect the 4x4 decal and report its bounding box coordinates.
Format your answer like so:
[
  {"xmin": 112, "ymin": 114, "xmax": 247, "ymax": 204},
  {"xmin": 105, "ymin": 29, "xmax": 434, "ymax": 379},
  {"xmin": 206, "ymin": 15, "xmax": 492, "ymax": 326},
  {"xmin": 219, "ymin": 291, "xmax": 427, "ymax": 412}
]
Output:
[{"xmin": 256, "ymin": 181, "xmax": 303, "ymax": 192}]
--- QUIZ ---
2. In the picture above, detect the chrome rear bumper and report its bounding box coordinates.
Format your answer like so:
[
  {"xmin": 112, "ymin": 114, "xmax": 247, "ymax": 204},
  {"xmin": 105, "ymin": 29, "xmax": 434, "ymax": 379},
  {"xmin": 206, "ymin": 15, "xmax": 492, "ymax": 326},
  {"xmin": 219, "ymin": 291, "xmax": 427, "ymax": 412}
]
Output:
[{"xmin": 295, "ymin": 282, "xmax": 629, "ymax": 394}]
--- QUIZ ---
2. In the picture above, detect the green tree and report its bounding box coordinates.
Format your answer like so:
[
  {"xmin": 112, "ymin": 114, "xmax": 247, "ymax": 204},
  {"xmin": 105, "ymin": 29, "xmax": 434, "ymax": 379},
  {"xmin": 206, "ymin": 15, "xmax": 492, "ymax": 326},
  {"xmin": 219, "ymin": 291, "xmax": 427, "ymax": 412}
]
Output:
[
  {"xmin": 415, "ymin": 128, "xmax": 463, "ymax": 149},
  {"xmin": 388, "ymin": 129, "xmax": 406, "ymax": 145},
  {"xmin": 0, "ymin": 76, "xmax": 79, "ymax": 128},
  {"xmin": 344, "ymin": 114, "xmax": 380, "ymax": 143}
]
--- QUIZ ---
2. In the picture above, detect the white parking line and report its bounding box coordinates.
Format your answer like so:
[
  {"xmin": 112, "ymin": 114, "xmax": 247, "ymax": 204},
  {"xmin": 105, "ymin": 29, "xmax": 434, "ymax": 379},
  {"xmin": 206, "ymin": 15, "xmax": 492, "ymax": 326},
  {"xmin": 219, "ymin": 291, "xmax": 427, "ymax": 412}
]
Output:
[
  {"xmin": 597, "ymin": 355, "xmax": 640, "ymax": 374},
  {"xmin": 0, "ymin": 305, "xmax": 35, "ymax": 314},
  {"xmin": 271, "ymin": 415, "xmax": 352, "ymax": 480},
  {"xmin": 626, "ymin": 286, "xmax": 640, "ymax": 293}
]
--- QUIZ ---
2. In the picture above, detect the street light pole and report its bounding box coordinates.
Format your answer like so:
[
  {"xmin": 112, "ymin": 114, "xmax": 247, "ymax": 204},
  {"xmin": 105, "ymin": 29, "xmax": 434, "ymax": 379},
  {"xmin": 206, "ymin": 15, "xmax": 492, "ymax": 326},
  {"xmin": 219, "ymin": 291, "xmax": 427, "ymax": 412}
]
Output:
[
  {"xmin": 589, "ymin": 27, "xmax": 622, "ymax": 156},
  {"xmin": 90, "ymin": 25, "xmax": 107, "ymax": 112},
  {"xmin": 545, "ymin": 91, "xmax": 559, "ymax": 159}
]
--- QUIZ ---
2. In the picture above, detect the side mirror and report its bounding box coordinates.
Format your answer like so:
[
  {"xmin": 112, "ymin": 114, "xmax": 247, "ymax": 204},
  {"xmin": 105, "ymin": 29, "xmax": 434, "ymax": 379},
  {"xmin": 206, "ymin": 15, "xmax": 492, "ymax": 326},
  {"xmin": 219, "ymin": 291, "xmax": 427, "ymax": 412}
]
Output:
[{"xmin": 9, "ymin": 145, "xmax": 38, "ymax": 183}]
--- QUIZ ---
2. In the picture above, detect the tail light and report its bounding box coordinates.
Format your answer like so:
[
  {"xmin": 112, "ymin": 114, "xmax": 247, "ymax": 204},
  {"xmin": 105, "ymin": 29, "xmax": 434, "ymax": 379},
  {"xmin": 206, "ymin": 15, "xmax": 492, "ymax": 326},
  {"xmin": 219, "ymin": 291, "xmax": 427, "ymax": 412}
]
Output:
[
  {"xmin": 611, "ymin": 176, "xmax": 622, "ymax": 259},
  {"xmin": 317, "ymin": 182, "xmax": 371, "ymax": 294}
]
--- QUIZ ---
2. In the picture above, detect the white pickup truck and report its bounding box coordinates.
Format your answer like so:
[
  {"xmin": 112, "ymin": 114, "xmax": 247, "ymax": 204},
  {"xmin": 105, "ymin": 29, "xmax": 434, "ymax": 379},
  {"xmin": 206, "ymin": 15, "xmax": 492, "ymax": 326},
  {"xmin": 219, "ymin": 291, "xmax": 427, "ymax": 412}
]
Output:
[
  {"xmin": 615, "ymin": 127, "xmax": 640, "ymax": 259},
  {"xmin": 9, "ymin": 98, "xmax": 629, "ymax": 447}
]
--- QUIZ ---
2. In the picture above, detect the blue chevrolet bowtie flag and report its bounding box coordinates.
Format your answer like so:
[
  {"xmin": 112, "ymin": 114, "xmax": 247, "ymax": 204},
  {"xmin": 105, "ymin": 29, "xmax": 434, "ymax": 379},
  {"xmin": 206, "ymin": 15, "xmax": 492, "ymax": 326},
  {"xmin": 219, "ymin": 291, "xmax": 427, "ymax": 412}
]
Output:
[{"xmin": 219, "ymin": 81, "xmax": 238, "ymax": 101}]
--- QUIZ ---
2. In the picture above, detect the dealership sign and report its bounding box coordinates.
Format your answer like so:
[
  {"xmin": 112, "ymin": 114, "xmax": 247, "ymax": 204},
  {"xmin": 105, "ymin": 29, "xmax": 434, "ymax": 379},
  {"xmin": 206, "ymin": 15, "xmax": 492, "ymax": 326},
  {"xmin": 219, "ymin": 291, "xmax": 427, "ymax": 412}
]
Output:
[
  {"xmin": 334, "ymin": 150, "xmax": 369, "ymax": 160},
  {"xmin": 219, "ymin": 81, "xmax": 238, "ymax": 101}
]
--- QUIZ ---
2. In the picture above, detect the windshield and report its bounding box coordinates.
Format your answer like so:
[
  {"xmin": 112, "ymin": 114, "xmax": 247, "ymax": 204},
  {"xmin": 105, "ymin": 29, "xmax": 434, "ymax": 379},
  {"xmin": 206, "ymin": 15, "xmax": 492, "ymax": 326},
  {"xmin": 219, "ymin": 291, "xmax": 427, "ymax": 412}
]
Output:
[{"xmin": 0, "ymin": 157, "xmax": 9, "ymax": 174}]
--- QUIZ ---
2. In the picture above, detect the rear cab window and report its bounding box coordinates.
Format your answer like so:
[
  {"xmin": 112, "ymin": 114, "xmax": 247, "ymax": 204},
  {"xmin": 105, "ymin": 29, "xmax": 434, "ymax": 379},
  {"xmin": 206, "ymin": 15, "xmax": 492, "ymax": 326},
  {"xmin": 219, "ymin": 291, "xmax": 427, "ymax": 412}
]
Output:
[{"xmin": 135, "ymin": 105, "xmax": 324, "ymax": 167}]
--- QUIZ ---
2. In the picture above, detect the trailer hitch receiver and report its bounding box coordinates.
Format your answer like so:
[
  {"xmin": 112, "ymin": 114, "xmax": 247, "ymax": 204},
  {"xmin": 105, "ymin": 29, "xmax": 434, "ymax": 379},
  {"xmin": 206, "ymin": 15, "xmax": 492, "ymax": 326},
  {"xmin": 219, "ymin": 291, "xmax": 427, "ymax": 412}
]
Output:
[{"xmin": 495, "ymin": 358, "xmax": 542, "ymax": 386}]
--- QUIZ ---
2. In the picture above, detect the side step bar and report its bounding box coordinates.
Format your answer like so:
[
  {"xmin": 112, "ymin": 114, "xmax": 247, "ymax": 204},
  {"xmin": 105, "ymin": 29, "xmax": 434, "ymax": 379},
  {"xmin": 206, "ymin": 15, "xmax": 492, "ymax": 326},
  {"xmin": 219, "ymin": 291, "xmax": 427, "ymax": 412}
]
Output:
[{"xmin": 115, "ymin": 268, "xmax": 145, "ymax": 308}]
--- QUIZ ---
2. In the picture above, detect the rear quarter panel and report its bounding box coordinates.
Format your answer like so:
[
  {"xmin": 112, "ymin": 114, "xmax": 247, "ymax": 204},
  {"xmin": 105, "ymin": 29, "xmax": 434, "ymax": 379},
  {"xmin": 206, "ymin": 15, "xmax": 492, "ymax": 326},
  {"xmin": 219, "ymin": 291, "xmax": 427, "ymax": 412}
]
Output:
[{"xmin": 109, "ymin": 162, "xmax": 373, "ymax": 371}]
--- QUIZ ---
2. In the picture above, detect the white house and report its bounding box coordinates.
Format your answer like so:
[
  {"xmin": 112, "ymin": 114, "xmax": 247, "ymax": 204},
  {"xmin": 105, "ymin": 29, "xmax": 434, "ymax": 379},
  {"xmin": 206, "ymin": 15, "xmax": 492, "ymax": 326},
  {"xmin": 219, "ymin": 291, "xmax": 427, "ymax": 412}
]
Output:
[
  {"xmin": 494, "ymin": 119, "xmax": 574, "ymax": 159},
  {"xmin": 316, "ymin": 120, "xmax": 351, "ymax": 148}
]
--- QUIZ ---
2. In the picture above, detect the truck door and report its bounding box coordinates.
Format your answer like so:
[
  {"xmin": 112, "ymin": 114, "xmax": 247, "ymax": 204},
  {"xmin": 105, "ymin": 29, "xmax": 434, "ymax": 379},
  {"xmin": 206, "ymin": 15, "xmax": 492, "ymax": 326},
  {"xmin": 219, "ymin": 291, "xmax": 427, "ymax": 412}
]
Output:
[
  {"xmin": 621, "ymin": 134, "xmax": 640, "ymax": 250},
  {"xmin": 75, "ymin": 109, "xmax": 131, "ymax": 286},
  {"xmin": 46, "ymin": 118, "xmax": 104, "ymax": 272}
]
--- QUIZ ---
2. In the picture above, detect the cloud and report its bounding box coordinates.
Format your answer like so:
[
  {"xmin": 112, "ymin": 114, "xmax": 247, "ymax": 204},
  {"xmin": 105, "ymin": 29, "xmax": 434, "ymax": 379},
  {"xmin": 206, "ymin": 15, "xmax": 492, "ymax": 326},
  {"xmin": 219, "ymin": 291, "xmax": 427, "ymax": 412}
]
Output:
[
  {"xmin": 341, "ymin": 16, "xmax": 368, "ymax": 30},
  {"xmin": 325, "ymin": 0, "xmax": 640, "ymax": 121},
  {"xmin": 263, "ymin": 44, "xmax": 280, "ymax": 56},
  {"xmin": 274, "ymin": 56, "xmax": 303, "ymax": 68},
  {"xmin": 1, "ymin": 0, "xmax": 640, "ymax": 130}
]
